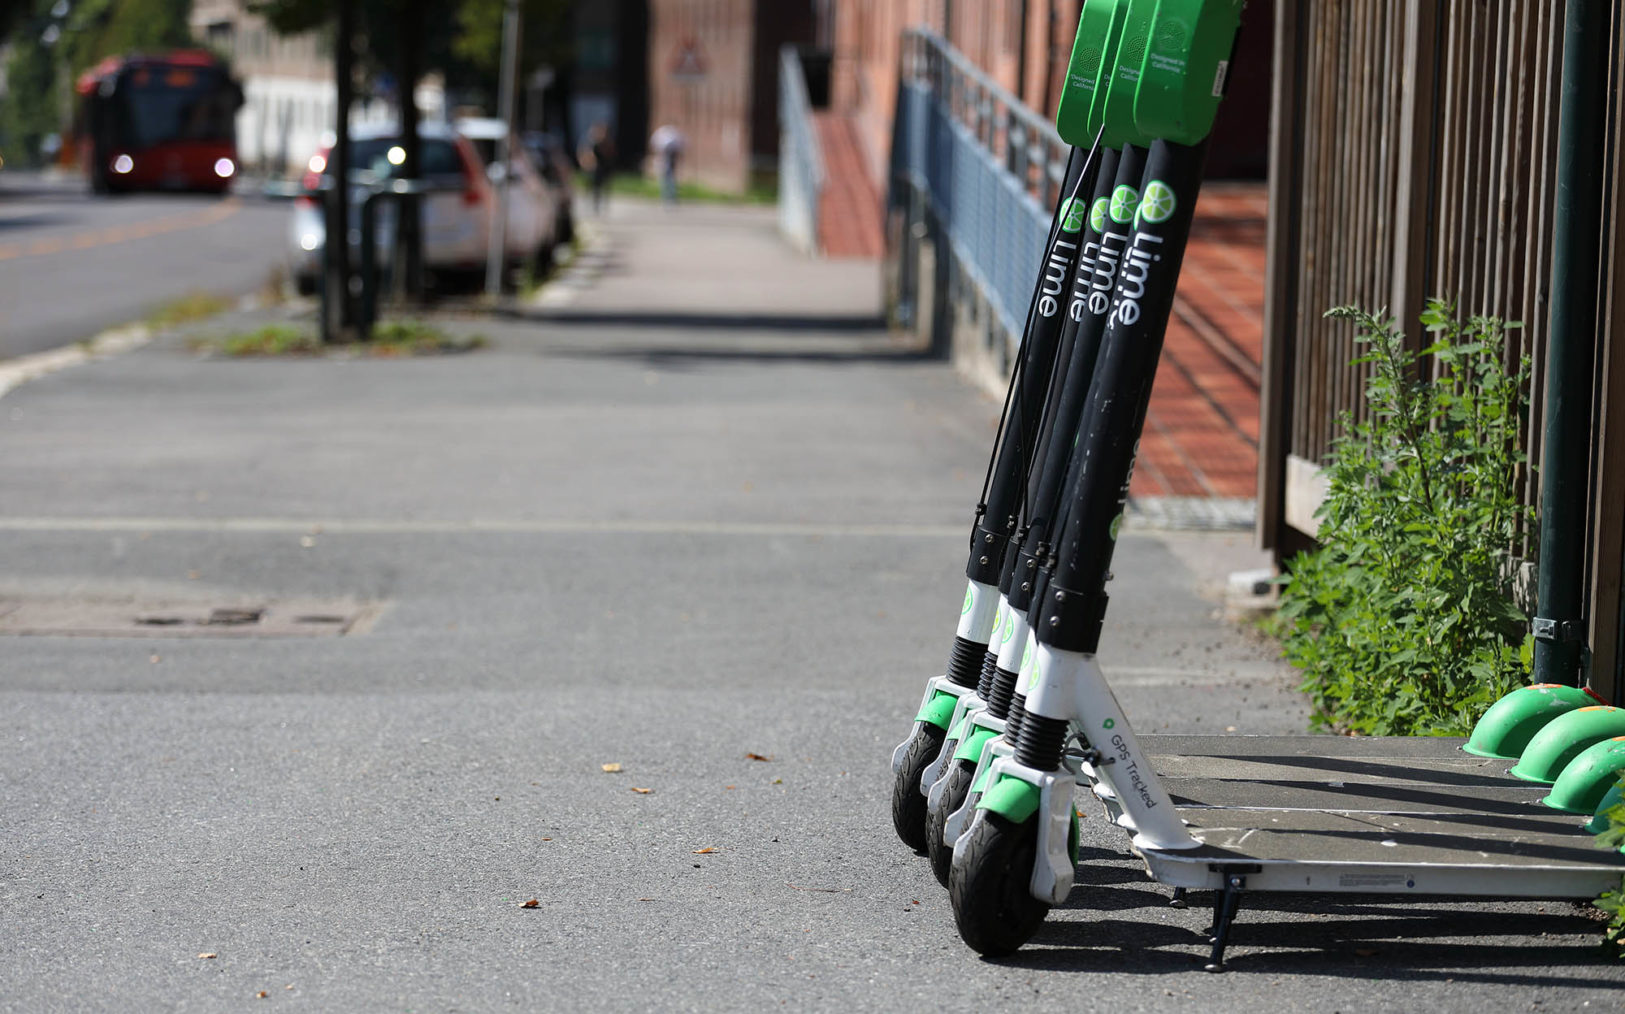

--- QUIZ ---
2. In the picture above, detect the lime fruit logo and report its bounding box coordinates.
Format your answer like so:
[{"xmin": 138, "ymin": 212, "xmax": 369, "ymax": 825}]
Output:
[
  {"xmin": 962, "ymin": 588, "xmax": 974, "ymax": 615},
  {"xmin": 1089, "ymin": 197, "xmax": 1109, "ymax": 233},
  {"xmin": 1002, "ymin": 614, "xmax": 1016, "ymax": 643},
  {"xmin": 1060, "ymin": 197, "xmax": 1088, "ymax": 233},
  {"xmin": 1103, "ymin": 718, "xmax": 1116, "ymax": 730},
  {"xmin": 1109, "ymin": 513, "xmax": 1123, "ymax": 541},
  {"xmin": 1109, "ymin": 185, "xmax": 1139, "ymax": 225},
  {"xmin": 1137, "ymin": 179, "xmax": 1177, "ymax": 226}
]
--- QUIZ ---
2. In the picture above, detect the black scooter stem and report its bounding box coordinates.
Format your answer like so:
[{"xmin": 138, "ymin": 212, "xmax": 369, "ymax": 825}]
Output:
[
  {"xmin": 1007, "ymin": 143, "xmax": 1147, "ymax": 615},
  {"xmin": 995, "ymin": 145, "xmax": 1123, "ymax": 601},
  {"xmin": 962, "ymin": 144, "xmax": 1097, "ymax": 590},
  {"xmin": 1034, "ymin": 139, "xmax": 1208, "ymax": 656}
]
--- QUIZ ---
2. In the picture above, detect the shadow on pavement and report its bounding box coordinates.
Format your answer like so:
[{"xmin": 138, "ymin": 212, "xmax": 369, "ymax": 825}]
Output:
[{"xmin": 508, "ymin": 309, "xmax": 887, "ymax": 333}]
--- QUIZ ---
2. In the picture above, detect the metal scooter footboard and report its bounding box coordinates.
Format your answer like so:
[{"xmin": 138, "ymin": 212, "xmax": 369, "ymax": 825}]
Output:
[{"xmin": 1124, "ymin": 734, "xmax": 1625, "ymax": 898}]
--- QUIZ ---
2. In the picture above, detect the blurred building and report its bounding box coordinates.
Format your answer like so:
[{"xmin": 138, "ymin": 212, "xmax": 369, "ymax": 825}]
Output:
[
  {"xmin": 569, "ymin": 0, "xmax": 650, "ymax": 173},
  {"xmin": 645, "ymin": 0, "xmax": 816, "ymax": 193},
  {"xmin": 793, "ymin": 1, "xmax": 1271, "ymax": 255},
  {"xmin": 187, "ymin": 0, "xmax": 444, "ymax": 175}
]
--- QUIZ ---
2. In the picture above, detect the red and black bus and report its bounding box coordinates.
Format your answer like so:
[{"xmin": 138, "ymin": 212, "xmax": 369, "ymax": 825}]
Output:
[{"xmin": 76, "ymin": 50, "xmax": 243, "ymax": 195}]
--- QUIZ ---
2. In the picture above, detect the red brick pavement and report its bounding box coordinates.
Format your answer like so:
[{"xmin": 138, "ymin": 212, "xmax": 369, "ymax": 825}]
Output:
[
  {"xmin": 811, "ymin": 141, "xmax": 1266, "ymax": 499},
  {"xmin": 814, "ymin": 113, "xmax": 885, "ymax": 259},
  {"xmin": 1132, "ymin": 183, "xmax": 1267, "ymax": 500}
]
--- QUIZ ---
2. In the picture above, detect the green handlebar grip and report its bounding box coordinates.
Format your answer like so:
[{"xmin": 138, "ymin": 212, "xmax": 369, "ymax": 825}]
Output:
[
  {"xmin": 1463, "ymin": 683, "xmax": 1596, "ymax": 759},
  {"xmin": 1056, "ymin": 0, "xmax": 1124, "ymax": 146},
  {"xmin": 1509, "ymin": 706, "xmax": 1625, "ymax": 784},
  {"xmin": 1541, "ymin": 736, "xmax": 1625, "ymax": 814},
  {"xmin": 1135, "ymin": 0, "xmax": 1246, "ymax": 145}
]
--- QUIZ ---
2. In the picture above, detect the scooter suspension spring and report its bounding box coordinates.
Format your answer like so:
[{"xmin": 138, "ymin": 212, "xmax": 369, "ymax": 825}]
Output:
[
  {"xmin": 947, "ymin": 636, "xmax": 986, "ymax": 689},
  {"xmin": 1014, "ymin": 707, "xmax": 1068, "ymax": 770}
]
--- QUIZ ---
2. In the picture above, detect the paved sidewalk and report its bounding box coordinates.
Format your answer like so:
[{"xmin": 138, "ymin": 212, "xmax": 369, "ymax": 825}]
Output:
[{"xmin": 0, "ymin": 200, "xmax": 1615, "ymax": 1011}]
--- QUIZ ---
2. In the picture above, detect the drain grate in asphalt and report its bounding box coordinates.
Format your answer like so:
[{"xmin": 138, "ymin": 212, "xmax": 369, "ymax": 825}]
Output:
[{"xmin": 0, "ymin": 598, "xmax": 380, "ymax": 638}]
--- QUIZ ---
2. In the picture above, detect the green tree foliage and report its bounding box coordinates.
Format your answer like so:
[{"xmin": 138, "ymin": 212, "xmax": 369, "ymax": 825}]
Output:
[
  {"xmin": 1, "ymin": 0, "xmax": 194, "ymax": 165},
  {"xmin": 1271, "ymin": 302, "xmax": 1535, "ymax": 736},
  {"xmin": 452, "ymin": 0, "xmax": 571, "ymax": 80}
]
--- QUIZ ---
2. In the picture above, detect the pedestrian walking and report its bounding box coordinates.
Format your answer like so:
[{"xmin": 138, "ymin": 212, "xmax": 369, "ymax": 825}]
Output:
[
  {"xmin": 578, "ymin": 122, "xmax": 615, "ymax": 215},
  {"xmin": 649, "ymin": 124, "xmax": 685, "ymax": 205}
]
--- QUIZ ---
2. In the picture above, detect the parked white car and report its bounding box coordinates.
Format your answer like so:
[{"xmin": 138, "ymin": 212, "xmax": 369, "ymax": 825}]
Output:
[
  {"xmin": 286, "ymin": 121, "xmax": 557, "ymax": 292},
  {"xmin": 454, "ymin": 116, "xmax": 562, "ymax": 267}
]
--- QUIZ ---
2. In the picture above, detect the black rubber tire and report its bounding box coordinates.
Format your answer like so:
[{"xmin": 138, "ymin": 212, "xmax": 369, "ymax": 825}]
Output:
[
  {"xmin": 890, "ymin": 723, "xmax": 946, "ymax": 854},
  {"xmin": 949, "ymin": 813, "xmax": 1051, "ymax": 956},
  {"xmin": 925, "ymin": 759, "xmax": 976, "ymax": 887}
]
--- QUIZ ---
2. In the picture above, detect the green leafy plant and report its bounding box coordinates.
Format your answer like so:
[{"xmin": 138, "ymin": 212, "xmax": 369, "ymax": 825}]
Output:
[
  {"xmin": 1596, "ymin": 779, "xmax": 1625, "ymax": 959},
  {"xmin": 1272, "ymin": 301, "xmax": 1534, "ymax": 735}
]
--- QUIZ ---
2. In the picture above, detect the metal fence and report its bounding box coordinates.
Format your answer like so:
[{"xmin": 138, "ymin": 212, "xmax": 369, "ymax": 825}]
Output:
[
  {"xmin": 888, "ymin": 29, "xmax": 1070, "ymax": 366},
  {"xmin": 1259, "ymin": 0, "xmax": 1625, "ymax": 700},
  {"xmin": 778, "ymin": 45, "xmax": 826, "ymax": 255}
]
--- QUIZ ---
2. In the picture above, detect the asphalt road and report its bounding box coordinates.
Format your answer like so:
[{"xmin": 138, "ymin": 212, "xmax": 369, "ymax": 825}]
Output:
[
  {"xmin": 0, "ymin": 171, "xmax": 287, "ymax": 359},
  {"xmin": 0, "ymin": 202, "xmax": 1619, "ymax": 1011}
]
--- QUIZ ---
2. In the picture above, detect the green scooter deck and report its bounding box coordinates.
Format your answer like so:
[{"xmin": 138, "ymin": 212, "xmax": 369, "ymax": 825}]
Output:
[{"xmin": 1115, "ymin": 736, "xmax": 1625, "ymax": 898}]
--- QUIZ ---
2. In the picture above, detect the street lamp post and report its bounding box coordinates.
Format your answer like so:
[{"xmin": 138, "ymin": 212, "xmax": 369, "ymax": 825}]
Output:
[{"xmin": 484, "ymin": 0, "xmax": 521, "ymax": 298}]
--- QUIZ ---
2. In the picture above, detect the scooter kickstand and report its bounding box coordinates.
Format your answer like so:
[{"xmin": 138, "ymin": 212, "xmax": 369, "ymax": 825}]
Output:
[{"xmin": 1203, "ymin": 874, "xmax": 1246, "ymax": 973}]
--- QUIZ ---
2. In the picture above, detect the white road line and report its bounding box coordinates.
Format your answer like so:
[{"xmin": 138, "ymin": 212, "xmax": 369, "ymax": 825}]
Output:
[{"xmin": 0, "ymin": 516, "xmax": 965, "ymax": 538}]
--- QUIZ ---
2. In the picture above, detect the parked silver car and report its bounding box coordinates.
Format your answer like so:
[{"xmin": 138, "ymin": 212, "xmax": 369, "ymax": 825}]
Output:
[{"xmin": 286, "ymin": 121, "xmax": 557, "ymax": 292}]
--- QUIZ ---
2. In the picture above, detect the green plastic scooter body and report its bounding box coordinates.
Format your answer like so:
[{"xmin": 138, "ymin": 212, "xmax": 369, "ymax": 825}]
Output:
[
  {"xmin": 979, "ymin": 772, "xmax": 1042, "ymax": 823},
  {"xmin": 1542, "ymin": 736, "xmax": 1625, "ymax": 813},
  {"xmin": 954, "ymin": 725, "xmax": 1000, "ymax": 764},
  {"xmin": 1055, "ymin": 0, "xmax": 1124, "ymax": 146},
  {"xmin": 1133, "ymin": 0, "xmax": 1246, "ymax": 145},
  {"xmin": 1463, "ymin": 683, "xmax": 1597, "ymax": 759},
  {"xmin": 916, "ymin": 688, "xmax": 960, "ymax": 730},
  {"xmin": 1509, "ymin": 706, "xmax": 1625, "ymax": 784}
]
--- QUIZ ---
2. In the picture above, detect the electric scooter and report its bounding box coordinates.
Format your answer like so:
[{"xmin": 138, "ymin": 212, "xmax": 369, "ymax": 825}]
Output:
[
  {"xmin": 919, "ymin": 0, "xmax": 1159, "ymax": 886},
  {"xmin": 944, "ymin": 0, "xmax": 1625, "ymax": 968},
  {"xmin": 888, "ymin": 139, "xmax": 1099, "ymax": 853}
]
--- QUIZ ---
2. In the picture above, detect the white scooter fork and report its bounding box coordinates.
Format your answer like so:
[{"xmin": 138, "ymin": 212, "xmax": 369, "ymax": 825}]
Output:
[{"xmin": 1016, "ymin": 643, "xmax": 1200, "ymax": 903}]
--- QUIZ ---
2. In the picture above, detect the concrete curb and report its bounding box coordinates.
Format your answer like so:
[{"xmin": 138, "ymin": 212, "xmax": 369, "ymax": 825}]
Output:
[{"xmin": 0, "ymin": 323, "xmax": 152, "ymax": 401}]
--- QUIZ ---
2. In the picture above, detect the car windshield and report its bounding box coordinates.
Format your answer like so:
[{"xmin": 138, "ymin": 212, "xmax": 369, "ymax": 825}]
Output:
[{"xmin": 336, "ymin": 137, "xmax": 465, "ymax": 178}]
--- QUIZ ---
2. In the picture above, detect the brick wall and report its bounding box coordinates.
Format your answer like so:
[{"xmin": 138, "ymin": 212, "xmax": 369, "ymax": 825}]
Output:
[{"xmin": 647, "ymin": 0, "xmax": 757, "ymax": 193}]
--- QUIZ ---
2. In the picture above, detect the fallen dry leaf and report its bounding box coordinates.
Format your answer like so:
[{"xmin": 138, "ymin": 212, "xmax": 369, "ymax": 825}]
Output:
[
  {"xmin": 745, "ymin": 752, "xmax": 771, "ymax": 762},
  {"xmin": 630, "ymin": 787, "xmax": 652, "ymax": 794},
  {"xmin": 724, "ymin": 785, "xmax": 736, "ymax": 790},
  {"xmin": 520, "ymin": 898, "xmax": 540, "ymax": 908},
  {"xmin": 197, "ymin": 953, "xmax": 217, "ymax": 960},
  {"xmin": 601, "ymin": 763, "xmax": 622, "ymax": 773},
  {"xmin": 692, "ymin": 847, "xmax": 718, "ymax": 854},
  {"xmin": 256, "ymin": 992, "xmax": 268, "ymax": 999},
  {"xmin": 637, "ymin": 897, "xmax": 655, "ymax": 902},
  {"xmin": 772, "ymin": 778, "xmax": 783, "ymax": 785}
]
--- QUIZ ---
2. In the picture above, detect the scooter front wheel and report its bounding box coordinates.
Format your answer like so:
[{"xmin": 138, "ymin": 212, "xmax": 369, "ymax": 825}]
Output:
[
  {"xmin": 890, "ymin": 723, "xmax": 946, "ymax": 853},
  {"xmin": 925, "ymin": 759, "xmax": 976, "ymax": 886},
  {"xmin": 949, "ymin": 813, "xmax": 1050, "ymax": 955}
]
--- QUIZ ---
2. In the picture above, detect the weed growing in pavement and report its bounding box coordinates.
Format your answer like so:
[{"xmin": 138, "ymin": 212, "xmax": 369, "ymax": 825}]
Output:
[
  {"xmin": 147, "ymin": 291, "xmax": 232, "ymax": 330},
  {"xmin": 214, "ymin": 324, "xmax": 323, "ymax": 356},
  {"xmin": 1269, "ymin": 301, "xmax": 1533, "ymax": 736},
  {"xmin": 196, "ymin": 319, "xmax": 487, "ymax": 358}
]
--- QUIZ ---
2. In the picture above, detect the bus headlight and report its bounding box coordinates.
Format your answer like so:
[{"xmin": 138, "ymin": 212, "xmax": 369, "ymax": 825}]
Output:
[
  {"xmin": 213, "ymin": 158, "xmax": 235, "ymax": 178},
  {"xmin": 112, "ymin": 154, "xmax": 134, "ymax": 174}
]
